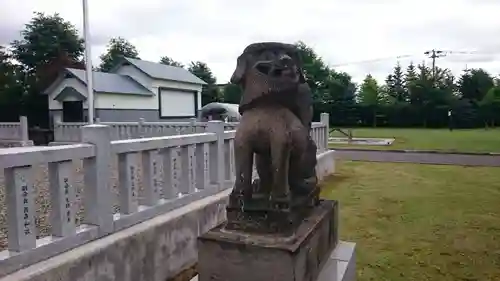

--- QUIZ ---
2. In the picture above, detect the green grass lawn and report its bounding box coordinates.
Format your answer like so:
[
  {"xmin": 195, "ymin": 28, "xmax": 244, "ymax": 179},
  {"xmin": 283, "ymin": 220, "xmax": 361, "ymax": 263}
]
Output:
[
  {"xmin": 320, "ymin": 161, "xmax": 500, "ymax": 281},
  {"xmin": 329, "ymin": 128, "xmax": 500, "ymax": 153}
]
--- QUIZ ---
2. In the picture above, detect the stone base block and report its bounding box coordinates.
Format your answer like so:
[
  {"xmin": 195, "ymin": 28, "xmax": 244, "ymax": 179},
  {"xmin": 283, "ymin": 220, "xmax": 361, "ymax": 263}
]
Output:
[
  {"xmin": 197, "ymin": 200, "xmax": 339, "ymax": 281},
  {"xmin": 191, "ymin": 240, "xmax": 356, "ymax": 281}
]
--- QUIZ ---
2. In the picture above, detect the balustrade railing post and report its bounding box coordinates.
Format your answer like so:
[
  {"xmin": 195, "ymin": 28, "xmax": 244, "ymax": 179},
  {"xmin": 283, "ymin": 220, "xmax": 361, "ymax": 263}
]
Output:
[
  {"xmin": 206, "ymin": 121, "xmax": 225, "ymax": 191},
  {"xmin": 138, "ymin": 118, "xmax": 145, "ymax": 138},
  {"xmin": 81, "ymin": 124, "xmax": 114, "ymax": 235},
  {"xmin": 195, "ymin": 143, "xmax": 209, "ymax": 190},
  {"xmin": 54, "ymin": 122, "xmax": 61, "ymax": 142},
  {"xmin": 162, "ymin": 147, "xmax": 180, "ymax": 199},
  {"xmin": 5, "ymin": 166, "xmax": 36, "ymax": 252},
  {"xmin": 180, "ymin": 145, "xmax": 196, "ymax": 194},
  {"xmin": 320, "ymin": 112, "xmax": 330, "ymax": 152},
  {"xmin": 189, "ymin": 118, "xmax": 197, "ymax": 134},
  {"xmin": 49, "ymin": 160, "xmax": 77, "ymax": 237},
  {"xmin": 228, "ymin": 138, "xmax": 235, "ymax": 180},
  {"xmin": 142, "ymin": 150, "xmax": 161, "ymax": 206},
  {"xmin": 19, "ymin": 116, "xmax": 29, "ymax": 146},
  {"xmin": 118, "ymin": 152, "xmax": 139, "ymax": 214},
  {"xmin": 224, "ymin": 138, "xmax": 236, "ymax": 181}
]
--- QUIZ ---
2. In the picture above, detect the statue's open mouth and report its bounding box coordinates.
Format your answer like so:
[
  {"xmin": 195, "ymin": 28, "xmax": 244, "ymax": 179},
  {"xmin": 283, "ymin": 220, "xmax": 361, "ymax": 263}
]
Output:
[
  {"xmin": 255, "ymin": 61, "xmax": 297, "ymax": 79},
  {"xmin": 272, "ymin": 68, "xmax": 294, "ymax": 77},
  {"xmin": 255, "ymin": 61, "xmax": 272, "ymax": 75}
]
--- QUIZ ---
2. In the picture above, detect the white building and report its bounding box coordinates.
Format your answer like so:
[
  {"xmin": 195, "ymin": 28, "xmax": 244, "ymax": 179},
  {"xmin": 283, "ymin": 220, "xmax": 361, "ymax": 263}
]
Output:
[{"xmin": 43, "ymin": 57, "xmax": 206, "ymax": 126}]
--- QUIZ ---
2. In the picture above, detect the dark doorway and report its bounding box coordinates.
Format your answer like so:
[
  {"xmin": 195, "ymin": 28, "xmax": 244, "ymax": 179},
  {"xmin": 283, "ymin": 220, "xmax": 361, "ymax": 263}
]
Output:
[{"xmin": 62, "ymin": 101, "xmax": 84, "ymax": 122}]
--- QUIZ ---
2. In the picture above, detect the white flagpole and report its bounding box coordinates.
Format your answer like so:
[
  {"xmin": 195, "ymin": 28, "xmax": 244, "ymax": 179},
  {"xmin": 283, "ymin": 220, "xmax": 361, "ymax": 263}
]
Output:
[{"xmin": 82, "ymin": 0, "xmax": 95, "ymax": 124}]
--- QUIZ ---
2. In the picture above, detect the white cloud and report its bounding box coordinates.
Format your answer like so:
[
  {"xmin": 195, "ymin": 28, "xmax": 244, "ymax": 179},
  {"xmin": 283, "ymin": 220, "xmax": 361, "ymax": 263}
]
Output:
[{"xmin": 1, "ymin": 0, "xmax": 499, "ymax": 85}]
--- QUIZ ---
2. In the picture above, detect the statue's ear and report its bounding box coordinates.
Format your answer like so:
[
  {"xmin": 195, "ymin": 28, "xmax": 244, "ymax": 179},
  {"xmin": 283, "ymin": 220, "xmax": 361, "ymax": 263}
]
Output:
[
  {"xmin": 291, "ymin": 51, "xmax": 306, "ymax": 83},
  {"xmin": 230, "ymin": 54, "xmax": 248, "ymax": 85},
  {"xmin": 298, "ymin": 69, "xmax": 306, "ymax": 83}
]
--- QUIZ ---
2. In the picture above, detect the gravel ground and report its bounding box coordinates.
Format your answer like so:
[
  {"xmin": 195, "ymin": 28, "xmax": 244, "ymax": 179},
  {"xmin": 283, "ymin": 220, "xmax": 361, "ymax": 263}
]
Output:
[{"xmin": 0, "ymin": 154, "xmax": 163, "ymax": 251}]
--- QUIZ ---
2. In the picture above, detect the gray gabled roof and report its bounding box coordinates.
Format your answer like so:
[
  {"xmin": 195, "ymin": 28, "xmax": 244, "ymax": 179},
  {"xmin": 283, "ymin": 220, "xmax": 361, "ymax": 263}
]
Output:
[
  {"xmin": 53, "ymin": 86, "xmax": 87, "ymax": 101},
  {"xmin": 66, "ymin": 68, "xmax": 154, "ymax": 96},
  {"xmin": 119, "ymin": 57, "xmax": 207, "ymax": 85}
]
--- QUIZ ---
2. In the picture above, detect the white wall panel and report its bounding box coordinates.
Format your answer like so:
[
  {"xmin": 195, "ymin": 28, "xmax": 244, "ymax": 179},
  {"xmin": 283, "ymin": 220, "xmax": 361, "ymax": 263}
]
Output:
[{"xmin": 160, "ymin": 89, "xmax": 195, "ymax": 117}]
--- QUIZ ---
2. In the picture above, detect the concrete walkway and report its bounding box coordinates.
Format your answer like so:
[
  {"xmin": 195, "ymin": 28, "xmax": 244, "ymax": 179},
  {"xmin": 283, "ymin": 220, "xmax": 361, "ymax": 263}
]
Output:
[{"xmin": 333, "ymin": 149, "xmax": 500, "ymax": 167}]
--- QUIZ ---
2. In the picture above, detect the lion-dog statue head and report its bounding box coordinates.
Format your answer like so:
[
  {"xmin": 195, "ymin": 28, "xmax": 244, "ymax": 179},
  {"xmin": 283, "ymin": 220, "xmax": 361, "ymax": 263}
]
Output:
[{"xmin": 230, "ymin": 42, "xmax": 306, "ymax": 115}]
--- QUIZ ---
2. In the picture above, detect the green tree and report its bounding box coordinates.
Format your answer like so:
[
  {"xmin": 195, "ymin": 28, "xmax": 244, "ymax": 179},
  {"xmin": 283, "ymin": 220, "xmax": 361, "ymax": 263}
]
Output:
[
  {"xmin": 294, "ymin": 41, "xmax": 331, "ymax": 98},
  {"xmin": 187, "ymin": 61, "xmax": 219, "ymax": 105},
  {"xmin": 404, "ymin": 62, "xmax": 418, "ymax": 103},
  {"xmin": 358, "ymin": 74, "xmax": 380, "ymax": 105},
  {"xmin": 385, "ymin": 62, "xmax": 406, "ymax": 103},
  {"xmin": 457, "ymin": 68, "xmax": 494, "ymax": 102},
  {"xmin": 413, "ymin": 63, "xmax": 439, "ymax": 127},
  {"xmin": 159, "ymin": 56, "xmax": 184, "ymax": 68},
  {"xmin": 222, "ymin": 83, "xmax": 242, "ymax": 104},
  {"xmin": 11, "ymin": 12, "xmax": 84, "ymax": 75},
  {"xmin": 479, "ymin": 86, "xmax": 500, "ymax": 127},
  {"xmin": 434, "ymin": 68, "xmax": 456, "ymax": 104},
  {"xmin": 188, "ymin": 61, "xmax": 216, "ymax": 84},
  {"xmin": 378, "ymin": 84, "xmax": 395, "ymax": 105},
  {"xmin": 493, "ymin": 76, "xmax": 500, "ymax": 87},
  {"xmin": 358, "ymin": 74, "xmax": 380, "ymax": 127},
  {"xmin": 0, "ymin": 46, "xmax": 23, "ymax": 106},
  {"xmin": 99, "ymin": 37, "xmax": 140, "ymax": 72},
  {"xmin": 10, "ymin": 12, "xmax": 84, "ymax": 126},
  {"xmin": 295, "ymin": 41, "xmax": 356, "ymax": 123}
]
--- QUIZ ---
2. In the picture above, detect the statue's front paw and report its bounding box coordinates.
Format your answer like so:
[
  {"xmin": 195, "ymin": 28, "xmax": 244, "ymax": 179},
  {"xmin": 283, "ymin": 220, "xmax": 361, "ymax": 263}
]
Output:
[
  {"xmin": 270, "ymin": 191, "xmax": 291, "ymax": 209},
  {"xmin": 235, "ymin": 182, "xmax": 254, "ymax": 201},
  {"xmin": 290, "ymin": 182, "xmax": 311, "ymax": 195}
]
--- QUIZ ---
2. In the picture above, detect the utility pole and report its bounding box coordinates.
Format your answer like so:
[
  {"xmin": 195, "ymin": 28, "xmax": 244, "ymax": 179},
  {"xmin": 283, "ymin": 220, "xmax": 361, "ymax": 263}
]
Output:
[
  {"xmin": 82, "ymin": 0, "xmax": 95, "ymax": 124},
  {"xmin": 463, "ymin": 64, "xmax": 470, "ymax": 74},
  {"xmin": 424, "ymin": 49, "xmax": 446, "ymax": 83}
]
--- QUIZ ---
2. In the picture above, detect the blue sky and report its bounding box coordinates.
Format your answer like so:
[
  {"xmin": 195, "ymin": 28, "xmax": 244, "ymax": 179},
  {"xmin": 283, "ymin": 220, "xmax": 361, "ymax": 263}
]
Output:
[{"xmin": 1, "ymin": 0, "xmax": 500, "ymax": 85}]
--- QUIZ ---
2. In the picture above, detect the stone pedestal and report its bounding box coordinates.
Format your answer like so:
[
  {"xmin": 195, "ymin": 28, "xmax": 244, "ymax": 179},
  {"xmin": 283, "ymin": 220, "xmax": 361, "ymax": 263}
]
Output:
[{"xmin": 197, "ymin": 200, "xmax": 339, "ymax": 281}]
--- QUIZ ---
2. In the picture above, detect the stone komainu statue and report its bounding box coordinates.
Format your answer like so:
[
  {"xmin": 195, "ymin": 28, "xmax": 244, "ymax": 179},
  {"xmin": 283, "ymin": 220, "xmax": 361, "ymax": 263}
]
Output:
[{"xmin": 226, "ymin": 42, "xmax": 319, "ymax": 234}]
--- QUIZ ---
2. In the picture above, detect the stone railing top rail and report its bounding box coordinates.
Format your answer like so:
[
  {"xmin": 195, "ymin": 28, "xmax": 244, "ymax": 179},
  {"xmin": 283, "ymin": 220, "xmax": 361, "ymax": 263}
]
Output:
[
  {"xmin": 0, "ymin": 143, "xmax": 95, "ymax": 169},
  {"xmin": 54, "ymin": 121, "xmax": 240, "ymax": 125},
  {"xmin": 110, "ymin": 132, "xmax": 217, "ymax": 154},
  {"xmin": 311, "ymin": 122, "xmax": 325, "ymax": 128}
]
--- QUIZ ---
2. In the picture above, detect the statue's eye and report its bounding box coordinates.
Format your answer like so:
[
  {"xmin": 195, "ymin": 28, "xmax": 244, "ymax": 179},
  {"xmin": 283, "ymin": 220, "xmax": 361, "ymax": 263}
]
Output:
[{"xmin": 261, "ymin": 51, "xmax": 274, "ymax": 60}]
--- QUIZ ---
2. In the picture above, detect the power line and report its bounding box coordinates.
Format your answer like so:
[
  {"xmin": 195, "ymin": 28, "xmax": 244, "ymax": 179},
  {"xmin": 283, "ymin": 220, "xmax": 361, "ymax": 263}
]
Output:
[
  {"xmin": 329, "ymin": 54, "xmax": 418, "ymax": 68},
  {"xmin": 444, "ymin": 48, "xmax": 500, "ymax": 56},
  {"xmin": 327, "ymin": 48, "xmax": 500, "ymax": 69}
]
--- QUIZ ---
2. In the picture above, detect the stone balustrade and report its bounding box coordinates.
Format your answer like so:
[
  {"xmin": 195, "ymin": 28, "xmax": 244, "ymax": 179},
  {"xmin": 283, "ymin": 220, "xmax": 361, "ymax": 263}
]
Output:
[
  {"xmin": 53, "ymin": 119, "xmax": 240, "ymax": 143},
  {"xmin": 0, "ymin": 113, "xmax": 331, "ymax": 280},
  {"xmin": 0, "ymin": 120, "xmax": 236, "ymax": 278},
  {"xmin": 0, "ymin": 116, "xmax": 31, "ymax": 147},
  {"xmin": 52, "ymin": 113, "xmax": 329, "ymax": 153}
]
